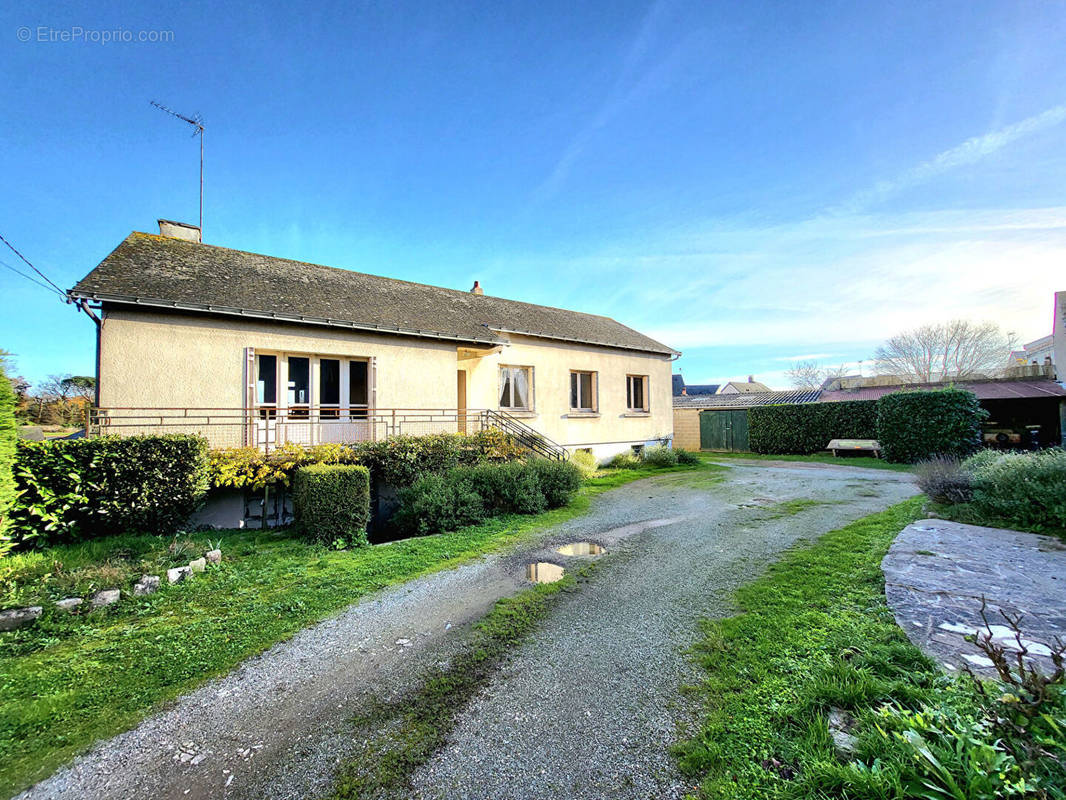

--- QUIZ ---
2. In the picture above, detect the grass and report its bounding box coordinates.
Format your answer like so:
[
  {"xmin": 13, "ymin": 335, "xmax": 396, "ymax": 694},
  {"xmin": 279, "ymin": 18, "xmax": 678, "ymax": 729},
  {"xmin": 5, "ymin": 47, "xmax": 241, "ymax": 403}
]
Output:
[
  {"xmin": 0, "ymin": 459, "xmax": 718, "ymax": 797},
  {"xmin": 697, "ymin": 451, "xmax": 913, "ymax": 472},
  {"xmin": 674, "ymin": 496, "xmax": 944, "ymax": 799},
  {"xmin": 924, "ymin": 499, "xmax": 1066, "ymax": 541},
  {"xmin": 330, "ymin": 565, "xmax": 592, "ymax": 799}
]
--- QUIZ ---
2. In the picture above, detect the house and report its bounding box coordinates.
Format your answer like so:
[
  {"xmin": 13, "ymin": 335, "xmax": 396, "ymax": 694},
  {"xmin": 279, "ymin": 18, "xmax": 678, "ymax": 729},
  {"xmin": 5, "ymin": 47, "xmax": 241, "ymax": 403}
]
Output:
[
  {"xmin": 673, "ymin": 389, "xmax": 820, "ymax": 451},
  {"xmin": 672, "ymin": 373, "xmax": 719, "ymax": 397},
  {"xmin": 68, "ymin": 222, "xmax": 678, "ymax": 463},
  {"xmin": 718, "ymin": 376, "xmax": 771, "ymax": 394}
]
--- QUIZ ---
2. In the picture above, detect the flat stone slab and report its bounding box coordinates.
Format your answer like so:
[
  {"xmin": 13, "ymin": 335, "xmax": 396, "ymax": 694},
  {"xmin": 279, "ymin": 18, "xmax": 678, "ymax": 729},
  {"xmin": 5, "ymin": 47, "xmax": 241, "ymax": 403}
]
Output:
[{"xmin": 883, "ymin": 519, "xmax": 1066, "ymax": 676}]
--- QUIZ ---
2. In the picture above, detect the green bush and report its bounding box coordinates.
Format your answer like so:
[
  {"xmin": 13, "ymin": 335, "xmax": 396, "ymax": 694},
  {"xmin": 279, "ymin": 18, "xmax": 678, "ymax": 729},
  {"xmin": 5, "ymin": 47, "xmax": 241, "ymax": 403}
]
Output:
[
  {"xmin": 0, "ymin": 366, "xmax": 16, "ymax": 556},
  {"xmin": 292, "ymin": 463, "xmax": 371, "ymax": 546},
  {"xmin": 607, "ymin": 452, "xmax": 641, "ymax": 469},
  {"xmin": 527, "ymin": 459, "xmax": 582, "ymax": 508},
  {"xmin": 914, "ymin": 456, "xmax": 973, "ymax": 503},
  {"xmin": 748, "ymin": 401, "xmax": 878, "ymax": 455},
  {"xmin": 962, "ymin": 449, "xmax": 1066, "ymax": 531},
  {"xmin": 877, "ymin": 388, "xmax": 984, "ymax": 463},
  {"xmin": 10, "ymin": 435, "xmax": 209, "ymax": 546},
  {"xmin": 465, "ymin": 462, "xmax": 547, "ymax": 515},
  {"xmin": 570, "ymin": 449, "xmax": 598, "ymax": 477},
  {"xmin": 395, "ymin": 471, "xmax": 486, "ymax": 536},
  {"xmin": 641, "ymin": 445, "xmax": 678, "ymax": 467},
  {"xmin": 208, "ymin": 430, "xmax": 529, "ymax": 490},
  {"xmin": 675, "ymin": 449, "xmax": 701, "ymax": 466}
]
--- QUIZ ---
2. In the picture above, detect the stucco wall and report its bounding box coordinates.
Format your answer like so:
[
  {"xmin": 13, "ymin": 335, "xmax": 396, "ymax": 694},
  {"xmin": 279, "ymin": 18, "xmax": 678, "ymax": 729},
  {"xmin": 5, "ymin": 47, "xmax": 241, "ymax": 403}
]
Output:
[
  {"xmin": 461, "ymin": 333, "xmax": 674, "ymax": 451},
  {"xmin": 672, "ymin": 407, "xmax": 701, "ymax": 450},
  {"xmin": 98, "ymin": 309, "xmax": 675, "ymax": 452}
]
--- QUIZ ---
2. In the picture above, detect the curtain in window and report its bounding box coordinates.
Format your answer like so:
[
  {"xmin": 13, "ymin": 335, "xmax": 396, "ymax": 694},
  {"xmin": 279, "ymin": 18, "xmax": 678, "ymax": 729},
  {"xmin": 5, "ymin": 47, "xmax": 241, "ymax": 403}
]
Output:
[
  {"xmin": 499, "ymin": 369, "xmax": 512, "ymax": 407},
  {"xmin": 513, "ymin": 368, "xmax": 529, "ymax": 408}
]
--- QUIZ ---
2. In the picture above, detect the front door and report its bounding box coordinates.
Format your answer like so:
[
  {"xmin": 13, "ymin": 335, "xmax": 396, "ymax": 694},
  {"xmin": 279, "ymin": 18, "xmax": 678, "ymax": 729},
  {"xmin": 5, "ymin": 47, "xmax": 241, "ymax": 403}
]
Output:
[{"xmin": 457, "ymin": 370, "xmax": 468, "ymax": 434}]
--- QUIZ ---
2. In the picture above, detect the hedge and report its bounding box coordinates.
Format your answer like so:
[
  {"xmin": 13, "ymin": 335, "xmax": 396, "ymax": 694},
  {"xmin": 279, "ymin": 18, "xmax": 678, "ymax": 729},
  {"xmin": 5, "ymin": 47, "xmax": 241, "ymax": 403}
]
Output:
[
  {"xmin": 877, "ymin": 388, "xmax": 983, "ymax": 463},
  {"xmin": 963, "ymin": 449, "xmax": 1066, "ymax": 531},
  {"xmin": 395, "ymin": 458, "xmax": 582, "ymax": 536},
  {"xmin": 10, "ymin": 435, "xmax": 209, "ymax": 546},
  {"xmin": 748, "ymin": 401, "xmax": 878, "ymax": 455},
  {"xmin": 0, "ymin": 366, "xmax": 16, "ymax": 555},
  {"xmin": 292, "ymin": 463, "xmax": 371, "ymax": 546},
  {"xmin": 208, "ymin": 429, "xmax": 528, "ymax": 490}
]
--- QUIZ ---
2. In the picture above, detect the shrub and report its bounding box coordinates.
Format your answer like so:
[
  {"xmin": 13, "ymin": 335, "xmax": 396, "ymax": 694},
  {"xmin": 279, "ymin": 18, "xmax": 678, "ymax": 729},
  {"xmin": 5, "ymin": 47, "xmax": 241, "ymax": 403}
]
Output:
[
  {"xmin": 914, "ymin": 456, "xmax": 973, "ymax": 504},
  {"xmin": 962, "ymin": 449, "xmax": 1066, "ymax": 531},
  {"xmin": 0, "ymin": 366, "xmax": 16, "ymax": 556},
  {"xmin": 292, "ymin": 463, "xmax": 371, "ymax": 546},
  {"xmin": 675, "ymin": 449, "xmax": 701, "ymax": 466},
  {"xmin": 607, "ymin": 452, "xmax": 641, "ymax": 469},
  {"xmin": 876, "ymin": 388, "xmax": 984, "ymax": 463},
  {"xmin": 10, "ymin": 435, "xmax": 209, "ymax": 546},
  {"xmin": 748, "ymin": 401, "xmax": 878, "ymax": 455},
  {"xmin": 394, "ymin": 471, "xmax": 486, "ymax": 536},
  {"xmin": 465, "ymin": 461, "xmax": 547, "ymax": 515},
  {"xmin": 208, "ymin": 430, "xmax": 529, "ymax": 490},
  {"xmin": 527, "ymin": 459, "xmax": 582, "ymax": 508},
  {"xmin": 641, "ymin": 445, "xmax": 678, "ymax": 467},
  {"xmin": 570, "ymin": 449, "xmax": 598, "ymax": 477}
]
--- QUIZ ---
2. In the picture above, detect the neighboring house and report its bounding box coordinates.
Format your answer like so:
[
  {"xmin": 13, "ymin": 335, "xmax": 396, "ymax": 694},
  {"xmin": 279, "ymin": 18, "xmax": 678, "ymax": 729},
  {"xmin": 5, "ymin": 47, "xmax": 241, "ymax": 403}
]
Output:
[
  {"xmin": 718, "ymin": 377, "xmax": 771, "ymax": 394},
  {"xmin": 672, "ymin": 373, "xmax": 719, "ymax": 397},
  {"xmin": 68, "ymin": 222, "xmax": 678, "ymax": 463},
  {"xmin": 673, "ymin": 389, "xmax": 820, "ymax": 451}
]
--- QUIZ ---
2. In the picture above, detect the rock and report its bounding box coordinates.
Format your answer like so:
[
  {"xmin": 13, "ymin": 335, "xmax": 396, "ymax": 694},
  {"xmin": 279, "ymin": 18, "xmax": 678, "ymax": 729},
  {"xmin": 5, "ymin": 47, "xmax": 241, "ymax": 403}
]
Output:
[
  {"xmin": 205, "ymin": 549, "xmax": 222, "ymax": 565},
  {"xmin": 57, "ymin": 597, "xmax": 83, "ymax": 612},
  {"xmin": 0, "ymin": 606, "xmax": 43, "ymax": 631},
  {"xmin": 189, "ymin": 558, "xmax": 207, "ymax": 573},
  {"xmin": 133, "ymin": 575, "xmax": 160, "ymax": 596},
  {"xmin": 91, "ymin": 589, "xmax": 121, "ymax": 608},
  {"xmin": 168, "ymin": 566, "xmax": 192, "ymax": 584},
  {"xmin": 827, "ymin": 708, "xmax": 859, "ymax": 757}
]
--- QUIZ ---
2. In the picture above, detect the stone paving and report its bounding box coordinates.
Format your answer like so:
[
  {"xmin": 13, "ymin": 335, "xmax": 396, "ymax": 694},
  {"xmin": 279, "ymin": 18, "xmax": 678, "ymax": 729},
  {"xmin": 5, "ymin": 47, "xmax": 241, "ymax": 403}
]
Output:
[{"xmin": 883, "ymin": 519, "xmax": 1066, "ymax": 676}]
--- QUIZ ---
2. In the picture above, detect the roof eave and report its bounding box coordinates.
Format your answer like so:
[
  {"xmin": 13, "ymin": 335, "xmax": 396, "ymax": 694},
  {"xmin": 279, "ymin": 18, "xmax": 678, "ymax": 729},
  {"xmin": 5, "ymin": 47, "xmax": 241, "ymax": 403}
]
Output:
[
  {"xmin": 489, "ymin": 326, "xmax": 679, "ymax": 357},
  {"xmin": 69, "ymin": 290, "xmax": 501, "ymax": 347}
]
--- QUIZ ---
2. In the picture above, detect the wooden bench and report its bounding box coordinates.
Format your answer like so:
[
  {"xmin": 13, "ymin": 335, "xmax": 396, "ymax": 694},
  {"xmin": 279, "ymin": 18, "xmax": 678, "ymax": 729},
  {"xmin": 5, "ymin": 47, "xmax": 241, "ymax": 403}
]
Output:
[{"xmin": 827, "ymin": 439, "xmax": 881, "ymax": 458}]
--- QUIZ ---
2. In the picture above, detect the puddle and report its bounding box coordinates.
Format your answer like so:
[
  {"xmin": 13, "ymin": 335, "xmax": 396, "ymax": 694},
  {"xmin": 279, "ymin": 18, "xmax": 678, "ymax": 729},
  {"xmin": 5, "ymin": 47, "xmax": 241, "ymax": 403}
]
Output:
[
  {"xmin": 555, "ymin": 542, "xmax": 605, "ymax": 557},
  {"xmin": 527, "ymin": 562, "xmax": 565, "ymax": 584}
]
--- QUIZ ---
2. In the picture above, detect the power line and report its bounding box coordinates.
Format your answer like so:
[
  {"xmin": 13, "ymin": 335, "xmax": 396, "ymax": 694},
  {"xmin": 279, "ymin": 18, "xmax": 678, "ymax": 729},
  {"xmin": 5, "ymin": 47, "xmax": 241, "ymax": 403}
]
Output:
[
  {"xmin": 0, "ymin": 255, "xmax": 66, "ymax": 298},
  {"xmin": 0, "ymin": 232, "xmax": 66, "ymax": 296}
]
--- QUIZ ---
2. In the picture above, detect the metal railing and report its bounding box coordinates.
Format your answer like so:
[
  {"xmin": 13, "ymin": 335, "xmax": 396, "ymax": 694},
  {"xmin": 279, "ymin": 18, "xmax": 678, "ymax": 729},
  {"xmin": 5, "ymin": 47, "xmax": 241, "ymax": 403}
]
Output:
[{"xmin": 87, "ymin": 406, "xmax": 568, "ymax": 458}]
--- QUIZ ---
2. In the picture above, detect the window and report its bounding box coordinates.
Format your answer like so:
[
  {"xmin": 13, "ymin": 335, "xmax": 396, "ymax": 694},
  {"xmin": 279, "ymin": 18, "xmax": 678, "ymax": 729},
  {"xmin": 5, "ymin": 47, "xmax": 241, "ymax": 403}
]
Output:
[
  {"xmin": 256, "ymin": 354, "xmax": 277, "ymax": 419},
  {"xmin": 349, "ymin": 360, "xmax": 369, "ymax": 419},
  {"xmin": 626, "ymin": 375, "xmax": 649, "ymax": 412},
  {"xmin": 320, "ymin": 358, "xmax": 340, "ymax": 418},
  {"xmin": 570, "ymin": 371, "xmax": 596, "ymax": 412},
  {"xmin": 286, "ymin": 357, "xmax": 310, "ymax": 418},
  {"xmin": 499, "ymin": 366, "xmax": 532, "ymax": 410}
]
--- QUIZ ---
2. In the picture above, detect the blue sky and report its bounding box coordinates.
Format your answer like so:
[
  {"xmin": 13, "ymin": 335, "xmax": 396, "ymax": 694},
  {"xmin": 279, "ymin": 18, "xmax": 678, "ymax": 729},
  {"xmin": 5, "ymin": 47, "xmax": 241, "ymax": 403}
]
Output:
[{"xmin": 2, "ymin": 0, "xmax": 1065, "ymax": 389}]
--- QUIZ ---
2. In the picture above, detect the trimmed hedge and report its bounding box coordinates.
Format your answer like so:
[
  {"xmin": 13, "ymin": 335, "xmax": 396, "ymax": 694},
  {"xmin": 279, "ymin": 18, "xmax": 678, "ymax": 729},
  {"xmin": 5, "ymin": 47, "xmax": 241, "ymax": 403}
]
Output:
[
  {"xmin": 208, "ymin": 430, "xmax": 528, "ymax": 490},
  {"xmin": 292, "ymin": 463, "xmax": 371, "ymax": 546},
  {"xmin": 877, "ymin": 388, "xmax": 983, "ymax": 463},
  {"xmin": 10, "ymin": 435, "xmax": 209, "ymax": 545},
  {"xmin": 0, "ymin": 366, "xmax": 16, "ymax": 555},
  {"xmin": 748, "ymin": 401, "xmax": 878, "ymax": 455},
  {"xmin": 395, "ymin": 458, "xmax": 582, "ymax": 536}
]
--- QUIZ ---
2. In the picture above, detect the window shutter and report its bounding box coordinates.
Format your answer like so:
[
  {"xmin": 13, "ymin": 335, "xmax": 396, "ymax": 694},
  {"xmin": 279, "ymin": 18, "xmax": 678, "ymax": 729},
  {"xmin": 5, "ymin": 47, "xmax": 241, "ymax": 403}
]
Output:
[
  {"xmin": 369, "ymin": 356, "xmax": 377, "ymax": 411},
  {"xmin": 243, "ymin": 347, "xmax": 255, "ymax": 446}
]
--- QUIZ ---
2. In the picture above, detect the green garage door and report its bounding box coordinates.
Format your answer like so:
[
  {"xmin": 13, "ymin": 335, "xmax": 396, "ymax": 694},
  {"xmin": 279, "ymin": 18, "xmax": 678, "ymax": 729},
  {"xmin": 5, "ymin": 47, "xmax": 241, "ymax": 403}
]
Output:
[{"xmin": 699, "ymin": 409, "xmax": 750, "ymax": 452}]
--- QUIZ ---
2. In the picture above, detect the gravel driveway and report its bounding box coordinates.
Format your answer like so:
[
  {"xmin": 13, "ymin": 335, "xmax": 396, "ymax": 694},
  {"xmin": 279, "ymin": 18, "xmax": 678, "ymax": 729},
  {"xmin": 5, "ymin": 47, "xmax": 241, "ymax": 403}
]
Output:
[{"xmin": 18, "ymin": 461, "xmax": 915, "ymax": 800}]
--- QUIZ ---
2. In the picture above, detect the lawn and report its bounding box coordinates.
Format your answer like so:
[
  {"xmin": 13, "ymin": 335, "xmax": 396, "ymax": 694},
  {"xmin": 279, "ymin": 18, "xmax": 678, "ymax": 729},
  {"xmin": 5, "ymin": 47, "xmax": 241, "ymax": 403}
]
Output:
[
  {"xmin": 674, "ymin": 495, "xmax": 1065, "ymax": 799},
  {"xmin": 697, "ymin": 450, "xmax": 913, "ymax": 472},
  {"xmin": 0, "ymin": 461, "xmax": 708, "ymax": 798}
]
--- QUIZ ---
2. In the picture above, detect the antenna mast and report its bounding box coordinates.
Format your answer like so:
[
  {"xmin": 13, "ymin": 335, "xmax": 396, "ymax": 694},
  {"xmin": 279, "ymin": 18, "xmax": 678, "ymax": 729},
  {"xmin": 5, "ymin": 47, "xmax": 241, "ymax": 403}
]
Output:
[{"xmin": 150, "ymin": 100, "xmax": 204, "ymax": 235}]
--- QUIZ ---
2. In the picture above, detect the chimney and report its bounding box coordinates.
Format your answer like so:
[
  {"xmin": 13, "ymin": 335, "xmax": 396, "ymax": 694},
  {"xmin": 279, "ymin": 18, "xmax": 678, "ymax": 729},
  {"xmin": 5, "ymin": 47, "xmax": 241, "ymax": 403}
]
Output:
[
  {"xmin": 158, "ymin": 219, "xmax": 201, "ymax": 243},
  {"xmin": 747, "ymin": 375, "xmax": 754, "ymax": 383},
  {"xmin": 470, "ymin": 280, "xmax": 484, "ymax": 296},
  {"xmin": 681, "ymin": 387, "xmax": 687, "ymax": 395}
]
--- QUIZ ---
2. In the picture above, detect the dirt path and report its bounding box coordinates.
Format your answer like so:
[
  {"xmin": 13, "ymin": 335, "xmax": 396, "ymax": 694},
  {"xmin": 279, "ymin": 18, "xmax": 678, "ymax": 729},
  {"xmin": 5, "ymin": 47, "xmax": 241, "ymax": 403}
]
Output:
[{"xmin": 18, "ymin": 463, "xmax": 916, "ymax": 800}]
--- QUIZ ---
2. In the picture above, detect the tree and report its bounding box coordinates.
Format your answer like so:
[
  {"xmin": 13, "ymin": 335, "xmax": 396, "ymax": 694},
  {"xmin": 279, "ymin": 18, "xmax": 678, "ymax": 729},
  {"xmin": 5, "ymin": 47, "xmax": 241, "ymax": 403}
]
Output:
[
  {"xmin": 873, "ymin": 320, "xmax": 1016, "ymax": 383},
  {"xmin": 0, "ymin": 364, "xmax": 16, "ymax": 555},
  {"xmin": 785, "ymin": 360, "xmax": 850, "ymax": 390}
]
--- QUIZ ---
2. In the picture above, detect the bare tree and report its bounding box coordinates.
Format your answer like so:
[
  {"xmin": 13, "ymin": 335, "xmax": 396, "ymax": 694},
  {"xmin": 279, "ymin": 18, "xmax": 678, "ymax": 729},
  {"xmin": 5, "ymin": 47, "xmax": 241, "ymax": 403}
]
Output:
[
  {"xmin": 873, "ymin": 320, "xmax": 1016, "ymax": 382},
  {"xmin": 785, "ymin": 360, "xmax": 850, "ymax": 390}
]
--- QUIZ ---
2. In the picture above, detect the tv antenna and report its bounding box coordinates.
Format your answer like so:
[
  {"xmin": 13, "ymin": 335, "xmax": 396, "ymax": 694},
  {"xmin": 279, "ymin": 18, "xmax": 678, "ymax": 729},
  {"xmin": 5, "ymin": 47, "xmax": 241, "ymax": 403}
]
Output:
[{"xmin": 150, "ymin": 100, "xmax": 204, "ymax": 235}]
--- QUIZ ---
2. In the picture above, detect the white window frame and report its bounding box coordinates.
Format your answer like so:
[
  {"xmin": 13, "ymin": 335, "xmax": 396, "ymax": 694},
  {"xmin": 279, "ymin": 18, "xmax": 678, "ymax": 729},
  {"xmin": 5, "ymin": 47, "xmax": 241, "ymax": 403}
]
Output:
[
  {"xmin": 626, "ymin": 374, "xmax": 649, "ymax": 413},
  {"xmin": 253, "ymin": 351, "xmax": 373, "ymax": 418},
  {"xmin": 498, "ymin": 365, "xmax": 534, "ymax": 411},
  {"xmin": 569, "ymin": 370, "xmax": 598, "ymax": 413}
]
